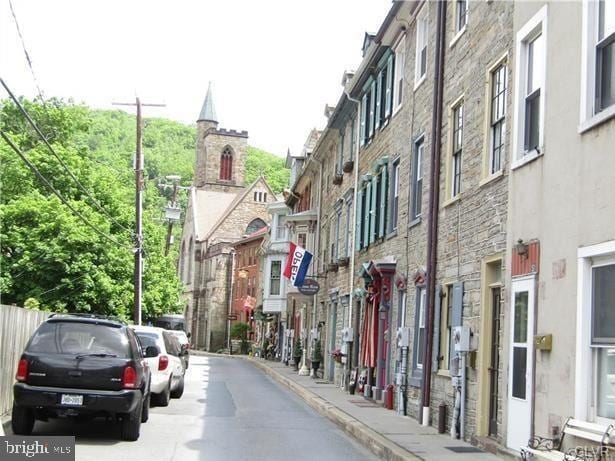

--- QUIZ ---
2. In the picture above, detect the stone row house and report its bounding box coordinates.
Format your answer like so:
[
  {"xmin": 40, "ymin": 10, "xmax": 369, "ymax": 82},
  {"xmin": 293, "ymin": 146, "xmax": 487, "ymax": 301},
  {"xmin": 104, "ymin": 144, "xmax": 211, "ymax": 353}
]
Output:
[{"xmin": 270, "ymin": 0, "xmax": 615, "ymax": 458}]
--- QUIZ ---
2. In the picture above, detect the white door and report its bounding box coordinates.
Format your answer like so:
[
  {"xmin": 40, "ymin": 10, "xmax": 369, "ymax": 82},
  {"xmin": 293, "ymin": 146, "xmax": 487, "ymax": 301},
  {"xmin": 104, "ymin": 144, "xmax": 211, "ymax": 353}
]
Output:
[{"xmin": 506, "ymin": 277, "xmax": 535, "ymax": 451}]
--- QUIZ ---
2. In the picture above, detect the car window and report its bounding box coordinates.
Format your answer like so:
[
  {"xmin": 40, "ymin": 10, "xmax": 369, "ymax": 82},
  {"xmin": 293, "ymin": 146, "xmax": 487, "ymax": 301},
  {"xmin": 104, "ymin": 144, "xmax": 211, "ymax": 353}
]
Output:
[
  {"xmin": 127, "ymin": 329, "xmax": 142, "ymax": 358},
  {"xmin": 162, "ymin": 332, "xmax": 179, "ymax": 356},
  {"xmin": 27, "ymin": 321, "xmax": 130, "ymax": 357},
  {"xmin": 136, "ymin": 332, "xmax": 160, "ymax": 352}
]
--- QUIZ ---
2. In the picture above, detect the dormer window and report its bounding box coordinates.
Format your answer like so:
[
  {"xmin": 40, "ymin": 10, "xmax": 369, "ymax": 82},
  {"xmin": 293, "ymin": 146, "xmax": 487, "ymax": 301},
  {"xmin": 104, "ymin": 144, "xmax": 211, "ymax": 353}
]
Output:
[{"xmin": 220, "ymin": 147, "xmax": 233, "ymax": 180}]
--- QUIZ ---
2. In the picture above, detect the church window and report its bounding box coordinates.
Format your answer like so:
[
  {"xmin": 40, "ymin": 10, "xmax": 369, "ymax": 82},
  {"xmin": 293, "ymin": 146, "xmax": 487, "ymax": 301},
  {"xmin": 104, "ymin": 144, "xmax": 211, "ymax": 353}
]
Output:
[
  {"xmin": 220, "ymin": 147, "xmax": 233, "ymax": 181},
  {"xmin": 245, "ymin": 218, "xmax": 266, "ymax": 235}
]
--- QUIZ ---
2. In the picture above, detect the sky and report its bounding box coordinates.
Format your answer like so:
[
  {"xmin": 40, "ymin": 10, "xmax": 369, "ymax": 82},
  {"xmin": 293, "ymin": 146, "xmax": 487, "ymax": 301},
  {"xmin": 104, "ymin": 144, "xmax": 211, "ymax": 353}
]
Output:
[{"xmin": 1, "ymin": 0, "xmax": 392, "ymax": 157}]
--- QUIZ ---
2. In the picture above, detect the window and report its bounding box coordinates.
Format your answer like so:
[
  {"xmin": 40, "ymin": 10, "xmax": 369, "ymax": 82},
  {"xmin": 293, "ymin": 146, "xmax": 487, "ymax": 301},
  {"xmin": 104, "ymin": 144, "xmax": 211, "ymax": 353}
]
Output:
[
  {"xmin": 597, "ymin": 0, "xmax": 615, "ymax": 112},
  {"xmin": 297, "ymin": 232, "xmax": 306, "ymax": 249},
  {"xmin": 524, "ymin": 34, "xmax": 544, "ymax": 152},
  {"xmin": 415, "ymin": 16, "xmax": 428, "ymax": 85},
  {"xmin": 220, "ymin": 147, "xmax": 233, "ymax": 180},
  {"xmin": 337, "ymin": 135, "xmax": 344, "ymax": 174},
  {"xmin": 490, "ymin": 64, "xmax": 507, "ymax": 174},
  {"xmin": 451, "ymin": 102, "xmax": 463, "ymax": 197},
  {"xmin": 576, "ymin": 241, "xmax": 615, "ymax": 423},
  {"xmin": 412, "ymin": 137, "xmax": 424, "ymax": 219},
  {"xmin": 245, "ymin": 218, "xmax": 266, "ymax": 235},
  {"xmin": 514, "ymin": 6, "xmax": 546, "ymax": 162},
  {"xmin": 344, "ymin": 197, "xmax": 352, "ymax": 257},
  {"xmin": 360, "ymin": 93, "xmax": 368, "ymax": 146},
  {"xmin": 369, "ymin": 80, "xmax": 376, "ymax": 138},
  {"xmin": 394, "ymin": 37, "xmax": 405, "ymax": 112},
  {"xmin": 350, "ymin": 119, "xmax": 356, "ymax": 160},
  {"xmin": 334, "ymin": 209, "xmax": 341, "ymax": 261},
  {"xmin": 391, "ymin": 160, "xmax": 400, "ymax": 230},
  {"xmin": 414, "ymin": 287, "xmax": 427, "ymax": 369},
  {"xmin": 269, "ymin": 261, "xmax": 281, "ymax": 296},
  {"xmin": 456, "ymin": 0, "xmax": 468, "ymax": 33}
]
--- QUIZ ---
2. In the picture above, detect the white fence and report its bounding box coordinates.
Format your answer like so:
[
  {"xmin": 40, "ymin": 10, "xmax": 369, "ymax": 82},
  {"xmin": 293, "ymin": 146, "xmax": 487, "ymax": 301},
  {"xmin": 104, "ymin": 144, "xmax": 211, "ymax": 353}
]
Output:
[{"xmin": 0, "ymin": 305, "xmax": 50, "ymax": 416}]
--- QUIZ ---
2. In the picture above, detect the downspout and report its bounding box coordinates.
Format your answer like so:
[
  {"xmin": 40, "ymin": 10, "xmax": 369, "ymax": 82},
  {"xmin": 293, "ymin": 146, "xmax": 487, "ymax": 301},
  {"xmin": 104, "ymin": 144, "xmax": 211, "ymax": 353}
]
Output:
[
  {"xmin": 312, "ymin": 158, "xmax": 324, "ymax": 373},
  {"xmin": 344, "ymin": 89, "xmax": 361, "ymax": 370},
  {"xmin": 421, "ymin": 0, "xmax": 446, "ymax": 425}
]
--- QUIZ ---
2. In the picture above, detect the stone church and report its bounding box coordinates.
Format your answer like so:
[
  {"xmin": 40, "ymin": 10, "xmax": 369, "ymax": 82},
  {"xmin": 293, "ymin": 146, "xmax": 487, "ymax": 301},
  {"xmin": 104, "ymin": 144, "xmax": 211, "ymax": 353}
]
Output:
[{"xmin": 179, "ymin": 83, "xmax": 277, "ymax": 351}]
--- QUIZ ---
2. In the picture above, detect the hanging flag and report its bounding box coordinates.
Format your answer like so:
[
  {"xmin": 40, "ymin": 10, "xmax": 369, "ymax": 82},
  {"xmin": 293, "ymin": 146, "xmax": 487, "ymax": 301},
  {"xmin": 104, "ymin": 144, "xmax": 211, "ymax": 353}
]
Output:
[{"xmin": 283, "ymin": 242, "xmax": 313, "ymax": 287}]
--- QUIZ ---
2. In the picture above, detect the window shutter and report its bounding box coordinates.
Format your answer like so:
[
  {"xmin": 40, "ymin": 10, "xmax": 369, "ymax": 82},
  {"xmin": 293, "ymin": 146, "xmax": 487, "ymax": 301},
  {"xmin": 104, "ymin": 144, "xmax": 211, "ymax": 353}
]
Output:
[
  {"xmin": 350, "ymin": 120, "xmax": 355, "ymax": 160},
  {"xmin": 364, "ymin": 183, "xmax": 371, "ymax": 247},
  {"xmin": 369, "ymin": 177, "xmax": 377, "ymax": 244},
  {"xmin": 379, "ymin": 167, "xmax": 387, "ymax": 238},
  {"xmin": 375, "ymin": 72, "xmax": 382, "ymax": 130},
  {"xmin": 385, "ymin": 55, "xmax": 394, "ymax": 117},
  {"xmin": 369, "ymin": 81, "xmax": 376, "ymax": 138},
  {"xmin": 451, "ymin": 281, "xmax": 464, "ymax": 327},
  {"xmin": 360, "ymin": 94, "xmax": 367, "ymax": 146},
  {"xmin": 432, "ymin": 285, "xmax": 442, "ymax": 373},
  {"xmin": 355, "ymin": 191, "xmax": 362, "ymax": 251}
]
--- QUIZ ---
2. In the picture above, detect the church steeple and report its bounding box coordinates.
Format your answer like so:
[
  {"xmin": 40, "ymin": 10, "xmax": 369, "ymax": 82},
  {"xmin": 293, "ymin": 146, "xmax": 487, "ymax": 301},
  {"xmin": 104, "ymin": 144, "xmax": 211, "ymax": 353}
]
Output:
[{"xmin": 198, "ymin": 82, "xmax": 218, "ymax": 124}]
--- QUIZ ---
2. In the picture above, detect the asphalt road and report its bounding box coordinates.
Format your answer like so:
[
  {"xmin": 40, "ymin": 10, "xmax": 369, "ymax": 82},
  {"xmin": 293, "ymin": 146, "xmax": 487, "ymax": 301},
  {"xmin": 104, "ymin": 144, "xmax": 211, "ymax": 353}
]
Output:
[{"xmin": 17, "ymin": 355, "xmax": 377, "ymax": 461}]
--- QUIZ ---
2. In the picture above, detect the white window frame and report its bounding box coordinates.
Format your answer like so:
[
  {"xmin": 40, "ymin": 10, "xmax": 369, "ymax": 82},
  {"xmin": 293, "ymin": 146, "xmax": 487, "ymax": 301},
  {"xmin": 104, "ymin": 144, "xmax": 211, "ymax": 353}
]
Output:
[
  {"xmin": 575, "ymin": 240, "xmax": 615, "ymax": 424},
  {"xmin": 580, "ymin": 0, "xmax": 615, "ymax": 132},
  {"xmin": 393, "ymin": 34, "xmax": 406, "ymax": 115},
  {"xmin": 268, "ymin": 259, "xmax": 283, "ymax": 297},
  {"xmin": 450, "ymin": 0, "xmax": 468, "ymax": 47},
  {"xmin": 415, "ymin": 13, "xmax": 428, "ymax": 89},
  {"xmin": 415, "ymin": 287, "xmax": 427, "ymax": 369},
  {"xmin": 512, "ymin": 5, "xmax": 548, "ymax": 169}
]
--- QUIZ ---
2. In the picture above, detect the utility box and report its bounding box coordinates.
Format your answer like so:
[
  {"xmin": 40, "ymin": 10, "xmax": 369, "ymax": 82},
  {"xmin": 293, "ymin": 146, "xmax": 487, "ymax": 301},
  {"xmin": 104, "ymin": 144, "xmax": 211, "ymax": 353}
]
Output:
[
  {"xmin": 453, "ymin": 325, "xmax": 471, "ymax": 352},
  {"xmin": 342, "ymin": 327, "xmax": 354, "ymax": 343}
]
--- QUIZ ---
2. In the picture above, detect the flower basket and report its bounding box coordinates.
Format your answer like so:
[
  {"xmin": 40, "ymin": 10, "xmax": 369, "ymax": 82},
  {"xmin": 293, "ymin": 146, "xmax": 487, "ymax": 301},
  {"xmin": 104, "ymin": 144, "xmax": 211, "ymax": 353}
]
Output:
[
  {"xmin": 331, "ymin": 348, "xmax": 345, "ymax": 364},
  {"xmin": 343, "ymin": 160, "xmax": 354, "ymax": 173}
]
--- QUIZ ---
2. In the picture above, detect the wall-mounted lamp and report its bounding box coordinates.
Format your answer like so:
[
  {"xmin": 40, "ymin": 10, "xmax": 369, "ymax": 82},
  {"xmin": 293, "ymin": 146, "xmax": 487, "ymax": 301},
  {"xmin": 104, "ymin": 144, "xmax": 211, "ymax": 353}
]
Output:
[{"xmin": 516, "ymin": 239, "xmax": 529, "ymax": 257}]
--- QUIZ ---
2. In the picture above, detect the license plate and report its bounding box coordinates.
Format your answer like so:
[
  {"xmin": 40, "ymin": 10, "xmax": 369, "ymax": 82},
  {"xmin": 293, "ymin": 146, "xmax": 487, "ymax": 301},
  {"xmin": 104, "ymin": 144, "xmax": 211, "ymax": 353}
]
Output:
[{"xmin": 61, "ymin": 394, "xmax": 83, "ymax": 406}]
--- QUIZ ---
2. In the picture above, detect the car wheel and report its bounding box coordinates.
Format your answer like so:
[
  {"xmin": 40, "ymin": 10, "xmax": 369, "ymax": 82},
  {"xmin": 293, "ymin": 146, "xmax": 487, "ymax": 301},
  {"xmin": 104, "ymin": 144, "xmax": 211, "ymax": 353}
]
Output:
[
  {"xmin": 156, "ymin": 380, "xmax": 171, "ymax": 407},
  {"xmin": 170, "ymin": 375, "xmax": 184, "ymax": 399},
  {"xmin": 120, "ymin": 399, "xmax": 142, "ymax": 441},
  {"xmin": 141, "ymin": 390, "xmax": 150, "ymax": 423},
  {"xmin": 11, "ymin": 404, "xmax": 34, "ymax": 435}
]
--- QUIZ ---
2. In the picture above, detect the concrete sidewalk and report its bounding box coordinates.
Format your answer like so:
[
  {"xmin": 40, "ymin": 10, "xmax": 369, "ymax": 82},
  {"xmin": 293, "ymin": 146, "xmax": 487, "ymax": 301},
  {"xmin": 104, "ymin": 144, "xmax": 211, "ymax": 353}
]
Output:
[{"xmin": 242, "ymin": 355, "xmax": 512, "ymax": 461}]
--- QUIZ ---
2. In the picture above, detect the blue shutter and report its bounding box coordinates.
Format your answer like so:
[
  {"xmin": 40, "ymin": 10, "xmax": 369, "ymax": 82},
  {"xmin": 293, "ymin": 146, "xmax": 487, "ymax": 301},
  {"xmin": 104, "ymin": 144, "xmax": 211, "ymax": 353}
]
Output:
[
  {"xmin": 360, "ymin": 94, "xmax": 367, "ymax": 146},
  {"xmin": 355, "ymin": 188, "xmax": 363, "ymax": 251},
  {"xmin": 363, "ymin": 183, "xmax": 371, "ymax": 247},
  {"xmin": 385, "ymin": 55, "xmax": 394, "ymax": 118},
  {"xmin": 369, "ymin": 81, "xmax": 376, "ymax": 138},
  {"xmin": 369, "ymin": 177, "xmax": 377, "ymax": 244},
  {"xmin": 432, "ymin": 285, "xmax": 442, "ymax": 373},
  {"xmin": 375, "ymin": 71, "xmax": 382, "ymax": 130},
  {"xmin": 378, "ymin": 166, "xmax": 387, "ymax": 238},
  {"xmin": 451, "ymin": 282, "xmax": 464, "ymax": 327}
]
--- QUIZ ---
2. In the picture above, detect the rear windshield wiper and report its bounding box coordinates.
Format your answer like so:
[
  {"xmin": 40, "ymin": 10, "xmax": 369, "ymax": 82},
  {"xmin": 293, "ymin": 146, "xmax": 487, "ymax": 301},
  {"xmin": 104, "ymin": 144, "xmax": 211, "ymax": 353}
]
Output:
[{"xmin": 75, "ymin": 353, "xmax": 118, "ymax": 359}]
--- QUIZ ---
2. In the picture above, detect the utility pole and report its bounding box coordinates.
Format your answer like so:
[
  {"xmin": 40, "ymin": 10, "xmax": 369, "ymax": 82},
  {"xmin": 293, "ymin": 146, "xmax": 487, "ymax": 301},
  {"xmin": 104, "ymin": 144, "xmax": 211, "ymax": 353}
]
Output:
[{"xmin": 112, "ymin": 98, "xmax": 165, "ymax": 325}]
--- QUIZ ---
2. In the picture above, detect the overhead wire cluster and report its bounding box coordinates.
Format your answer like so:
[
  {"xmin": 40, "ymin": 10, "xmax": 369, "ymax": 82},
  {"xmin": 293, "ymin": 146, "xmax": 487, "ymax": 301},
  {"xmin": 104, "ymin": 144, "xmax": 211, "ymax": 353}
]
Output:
[{"xmin": 1, "ymin": 1, "xmax": 133, "ymax": 251}]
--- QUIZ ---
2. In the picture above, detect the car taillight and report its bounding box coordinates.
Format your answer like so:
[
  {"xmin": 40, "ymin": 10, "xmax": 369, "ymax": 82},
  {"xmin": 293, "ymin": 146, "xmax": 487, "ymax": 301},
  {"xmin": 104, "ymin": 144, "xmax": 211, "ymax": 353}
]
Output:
[
  {"xmin": 15, "ymin": 358, "xmax": 28, "ymax": 382},
  {"xmin": 158, "ymin": 355, "xmax": 169, "ymax": 371},
  {"xmin": 122, "ymin": 366, "xmax": 137, "ymax": 389}
]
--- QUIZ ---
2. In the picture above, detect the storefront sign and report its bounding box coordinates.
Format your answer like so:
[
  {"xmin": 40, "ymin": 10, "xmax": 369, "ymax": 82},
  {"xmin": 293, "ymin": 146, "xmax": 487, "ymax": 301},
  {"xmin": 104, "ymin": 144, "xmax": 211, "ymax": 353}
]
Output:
[{"xmin": 298, "ymin": 278, "xmax": 320, "ymax": 295}]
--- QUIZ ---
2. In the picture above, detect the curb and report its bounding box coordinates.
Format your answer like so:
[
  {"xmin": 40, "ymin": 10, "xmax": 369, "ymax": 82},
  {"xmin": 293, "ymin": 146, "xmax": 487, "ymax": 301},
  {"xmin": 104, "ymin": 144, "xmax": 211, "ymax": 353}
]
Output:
[{"xmin": 243, "ymin": 356, "xmax": 422, "ymax": 461}]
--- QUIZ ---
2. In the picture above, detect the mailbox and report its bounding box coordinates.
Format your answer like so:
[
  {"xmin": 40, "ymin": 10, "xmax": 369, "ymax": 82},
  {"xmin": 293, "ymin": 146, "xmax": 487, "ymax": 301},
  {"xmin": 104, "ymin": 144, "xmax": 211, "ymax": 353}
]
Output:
[{"xmin": 534, "ymin": 334, "xmax": 552, "ymax": 351}]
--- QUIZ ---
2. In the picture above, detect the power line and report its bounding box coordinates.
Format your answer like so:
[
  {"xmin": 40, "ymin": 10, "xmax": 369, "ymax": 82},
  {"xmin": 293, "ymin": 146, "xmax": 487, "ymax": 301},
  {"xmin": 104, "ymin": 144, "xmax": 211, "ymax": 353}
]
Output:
[
  {"xmin": 0, "ymin": 130, "xmax": 131, "ymax": 250},
  {"xmin": 7, "ymin": 0, "xmax": 45, "ymax": 104},
  {"xmin": 0, "ymin": 77, "xmax": 132, "ymax": 235}
]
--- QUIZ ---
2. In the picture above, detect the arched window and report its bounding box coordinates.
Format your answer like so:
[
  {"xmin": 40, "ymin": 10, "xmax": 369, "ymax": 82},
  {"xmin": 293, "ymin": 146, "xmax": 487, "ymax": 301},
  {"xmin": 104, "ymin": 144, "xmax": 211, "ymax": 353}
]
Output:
[
  {"xmin": 180, "ymin": 240, "xmax": 186, "ymax": 282},
  {"xmin": 220, "ymin": 147, "xmax": 233, "ymax": 180},
  {"xmin": 245, "ymin": 218, "xmax": 266, "ymax": 235},
  {"xmin": 188, "ymin": 238, "xmax": 194, "ymax": 283}
]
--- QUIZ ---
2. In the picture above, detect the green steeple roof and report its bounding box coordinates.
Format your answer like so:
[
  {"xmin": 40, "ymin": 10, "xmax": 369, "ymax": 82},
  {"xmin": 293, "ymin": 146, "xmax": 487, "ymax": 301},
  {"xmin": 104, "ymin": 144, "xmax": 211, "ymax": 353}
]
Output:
[{"xmin": 198, "ymin": 82, "xmax": 217, "ymax": 122}]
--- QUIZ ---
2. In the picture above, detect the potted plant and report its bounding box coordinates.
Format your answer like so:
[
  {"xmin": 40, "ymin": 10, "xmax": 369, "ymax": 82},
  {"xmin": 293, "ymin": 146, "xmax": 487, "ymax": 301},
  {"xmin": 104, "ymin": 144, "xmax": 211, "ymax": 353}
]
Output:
[
  {"xmin": 332, "ymin": 173, "xmax": 343, "ymax": 185},
  {"xmin": 293, "ymin": 338, "xmax": 302, "ymax": 371},
  {"xmin": 327, "ymin": 262, "xmax": 339, "ymax": 272},
  {"xmin": 343, "ymin": 160, "xmax": 354, "ymax": 173},
  {"xmin": 337, "ymin": 256, "xmax": 350, "ymax": 267},
  {"xmin": 331, "ymin": 348, "xmax": 344, "ymax": 364},
  {"xmin": 311, "ymin": 339, "xmax": 323, "ymax": 375}
]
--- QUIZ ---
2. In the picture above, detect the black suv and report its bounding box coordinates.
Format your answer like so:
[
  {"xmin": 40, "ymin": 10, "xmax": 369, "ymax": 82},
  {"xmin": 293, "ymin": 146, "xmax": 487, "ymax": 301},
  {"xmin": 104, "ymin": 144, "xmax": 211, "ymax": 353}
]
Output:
[{"xmin": 12, "ymin": 314, "xmax": 156, "ymax": 441}]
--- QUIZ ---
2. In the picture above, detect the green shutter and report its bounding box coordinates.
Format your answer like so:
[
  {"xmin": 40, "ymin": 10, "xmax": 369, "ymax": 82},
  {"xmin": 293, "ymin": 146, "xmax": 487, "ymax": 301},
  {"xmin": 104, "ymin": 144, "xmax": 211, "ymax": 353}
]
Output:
[
  {"xmin": 369, "ymin": 81, "xmax": 376, "ymax": 138},
  {"xmin": 355, "ymin": 188, "xmax": 363, "ymax": 251},
  {"xmin": 375, "ymin": 72, "xmax": 382, "ymax": 130},
  {"xmin": 379, "ymin": 166, "xmax": 387, "ymax": 238},
  {"xmin": 360, "ymin": 94, "xmax": 367, "ymax": 146},
  {"xmin": 432, "ymin": 285, "xmax": 442, "ymax": 373},
  {"xmin": 369, "ymin": 177, "xmax": 377, "ymax": 244},
  {"xmin": 363, "ymin": 183, "xmax": 371, "ymax": 247},
  {"xmin": 385, "ymin": 55, "xmax": 394, "ymax": 117}
]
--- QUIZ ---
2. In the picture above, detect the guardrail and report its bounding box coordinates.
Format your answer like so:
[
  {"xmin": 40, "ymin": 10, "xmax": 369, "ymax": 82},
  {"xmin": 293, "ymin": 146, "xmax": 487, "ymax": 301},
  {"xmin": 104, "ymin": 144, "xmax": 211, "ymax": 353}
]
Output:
[{"xmin": 0, "ymin": 305, "xmax": 50, "ymax": 416}]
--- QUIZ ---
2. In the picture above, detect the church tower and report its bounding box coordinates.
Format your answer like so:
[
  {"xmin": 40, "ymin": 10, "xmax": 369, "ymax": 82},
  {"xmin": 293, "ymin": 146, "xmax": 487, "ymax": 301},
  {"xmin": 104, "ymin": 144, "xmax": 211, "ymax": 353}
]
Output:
[{"xmin": 195, "ymin": 82, "xmax": 248, "ymax": 191}]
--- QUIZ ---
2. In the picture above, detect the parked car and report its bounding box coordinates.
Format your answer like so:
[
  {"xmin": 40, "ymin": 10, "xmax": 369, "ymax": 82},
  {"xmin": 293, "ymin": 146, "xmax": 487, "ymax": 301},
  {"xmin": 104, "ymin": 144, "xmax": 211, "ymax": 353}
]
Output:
[
  {"xmin": 12, "ymin": 314, "xmax": 154, "ymax": 441},
  {"xmin": 167, "ymin": 330, "xmax": 190, "ymax": 369},
  {"xmin": 131, "ymin": 326, "xmax": 185, "ymax": 405}
]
